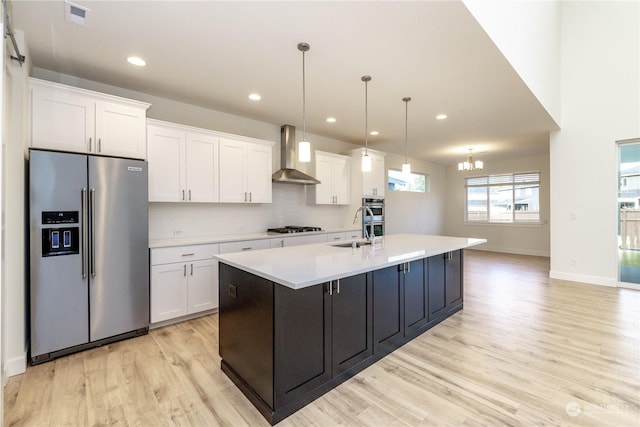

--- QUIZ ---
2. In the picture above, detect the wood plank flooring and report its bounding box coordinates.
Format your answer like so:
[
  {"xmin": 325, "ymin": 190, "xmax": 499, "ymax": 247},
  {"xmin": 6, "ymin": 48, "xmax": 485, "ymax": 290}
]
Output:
[{"xmin": 5, "ymin": 250, "xmax": 640, "ymax": 426}]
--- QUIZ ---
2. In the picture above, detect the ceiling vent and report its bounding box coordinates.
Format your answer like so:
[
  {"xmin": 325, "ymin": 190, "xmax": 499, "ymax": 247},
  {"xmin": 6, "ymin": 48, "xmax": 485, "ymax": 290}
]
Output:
[{"xmin": 65, "ymin": 1, "xmax": 90, "ymax": 26}]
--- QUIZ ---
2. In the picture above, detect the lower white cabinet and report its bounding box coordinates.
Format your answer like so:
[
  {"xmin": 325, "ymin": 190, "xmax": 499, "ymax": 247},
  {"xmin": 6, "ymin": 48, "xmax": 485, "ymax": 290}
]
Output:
[{"xmin": 150, "ymin": 244, "xmax": 219, "ymax": 324}]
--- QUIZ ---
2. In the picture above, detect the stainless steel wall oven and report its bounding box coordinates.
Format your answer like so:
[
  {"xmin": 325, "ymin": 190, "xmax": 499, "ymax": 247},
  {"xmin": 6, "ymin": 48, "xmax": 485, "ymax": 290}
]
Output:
[{"xmin": 362, "ymin": 197, "xmax": 384, "ymax": 237}]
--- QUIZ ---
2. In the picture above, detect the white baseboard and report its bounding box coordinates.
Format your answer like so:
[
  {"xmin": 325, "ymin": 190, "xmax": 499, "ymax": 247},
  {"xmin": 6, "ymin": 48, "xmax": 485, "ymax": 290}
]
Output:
[
  {"xmin": 549, "ymin": 270, "xmax": 617, "ymax": 287},
  {"xmin": 4, "ymin": 354, "xmax": 27, "ymax": 379},
  {"xmin": 467, "ymin": 246, "xmax": 550, "ymax": 257}
]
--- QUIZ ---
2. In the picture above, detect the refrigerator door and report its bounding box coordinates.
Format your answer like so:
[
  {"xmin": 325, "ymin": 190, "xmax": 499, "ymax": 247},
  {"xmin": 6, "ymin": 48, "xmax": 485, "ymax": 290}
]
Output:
[
  {"xmin": 29, "ymin": 150, "xmax": 89, "ymax": 357},
  {"xmin": 88, "ymin": 156, "xmax": 149, "ymax": 342}
]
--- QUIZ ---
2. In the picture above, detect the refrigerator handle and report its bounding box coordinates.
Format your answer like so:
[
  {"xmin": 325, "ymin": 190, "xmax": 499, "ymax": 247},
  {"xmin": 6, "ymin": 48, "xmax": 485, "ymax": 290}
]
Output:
[
  {"xmin": 90, "ymin": 188, "xmax": 96, "ymax": 277},
  {"xmin": 81, "ymin": 188, "xmax": 88, "ymax": 279}
]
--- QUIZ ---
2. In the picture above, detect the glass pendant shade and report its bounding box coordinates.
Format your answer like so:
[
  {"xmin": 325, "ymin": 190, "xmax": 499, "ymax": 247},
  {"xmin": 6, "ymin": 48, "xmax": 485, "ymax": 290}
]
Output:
[
  {"xmin": 402, "ymin": 162, "xmax": 411, "ymax": 175},
  {"xmin": 298, "ymin": 140, "xmax": 311, "ymax": 162},
  {"xmin": 362, "ymin": 153, "xmax": 372, "ymax": 172}
]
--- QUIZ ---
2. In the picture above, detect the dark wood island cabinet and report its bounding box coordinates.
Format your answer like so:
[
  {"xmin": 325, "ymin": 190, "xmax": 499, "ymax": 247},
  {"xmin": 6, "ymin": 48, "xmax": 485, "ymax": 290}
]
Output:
[{"xmin": 219, "ymin": 245, "xmax": 469, "ymax": 425}]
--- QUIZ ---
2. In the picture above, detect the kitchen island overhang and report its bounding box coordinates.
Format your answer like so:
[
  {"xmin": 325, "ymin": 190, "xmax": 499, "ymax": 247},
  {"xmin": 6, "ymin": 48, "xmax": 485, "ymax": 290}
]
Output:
[{"xmin": 216, "ymin": 234, "xmax": 486, "ymax": 425}]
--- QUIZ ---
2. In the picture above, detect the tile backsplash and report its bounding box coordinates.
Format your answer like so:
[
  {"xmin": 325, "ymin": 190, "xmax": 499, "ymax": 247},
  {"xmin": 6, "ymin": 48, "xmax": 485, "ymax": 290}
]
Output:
[{"xmin": 149, "ymin": 183, "xmax": 353, "ymax": 239}]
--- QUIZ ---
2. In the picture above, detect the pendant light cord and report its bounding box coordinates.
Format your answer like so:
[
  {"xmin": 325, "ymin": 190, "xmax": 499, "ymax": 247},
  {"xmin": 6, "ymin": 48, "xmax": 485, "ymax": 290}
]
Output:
[
  {"xmin": 362, "ymin": 76, "xmax": 371, "ymax": 155},
  {"xmin": 302, "ymin": 48, "xmax": 306, "ymax": 141},
  {"xmin": 404, "ymin": 99, "xmax": 409, "ymax": 163}
]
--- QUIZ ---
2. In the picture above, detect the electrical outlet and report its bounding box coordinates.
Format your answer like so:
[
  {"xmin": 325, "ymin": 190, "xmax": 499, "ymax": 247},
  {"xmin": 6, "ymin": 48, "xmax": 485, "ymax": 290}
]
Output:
[
  {"xmin": 173, "ymin": 229, "xmax": 183, "ymax": 236},
  {"xmin": 570, "ymin": 258, "xmax": 577, "ymax": 267}
]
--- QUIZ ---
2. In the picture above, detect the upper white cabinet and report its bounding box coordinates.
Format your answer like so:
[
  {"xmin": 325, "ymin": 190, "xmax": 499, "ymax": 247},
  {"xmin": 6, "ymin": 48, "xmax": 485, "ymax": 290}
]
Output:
[
  {"xmin": 351, "ymin": 148, "xmax": 386, "ymax": 198},
  {"xmin": 219, "ymin": 139, "xmax": 272, "ymax": 203},
  {"xmin": 30, "ymin": 78, "xmax": 149, "ymax": 159},
  {"xmin": 147, "ymin": 120, "xmax": 219, "ymax": 203},
  {"xmin": 311, "ymin": 151, "xmax": 351, "ymax": 205}
]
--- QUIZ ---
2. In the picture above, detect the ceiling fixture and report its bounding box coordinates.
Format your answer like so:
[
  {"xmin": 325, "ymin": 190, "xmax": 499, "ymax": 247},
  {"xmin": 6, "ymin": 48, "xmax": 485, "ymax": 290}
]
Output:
[
  {"xmin": 370, "ymin": 131, "xmax": 379, "ymax": 136},
  {"xmin": 326, "ymin": 117, "xmax": 336, "ymax": 123},
  {"xmin": 458, "ymin": 149, "xmax": 483, "ymax": 171},
  {"xmin": 127, "ymin": 56, "xmax": 146, "ymax": 67},
  {"xmin": 402, "ymin": 97, "xmax": 412, "ymax": 176},
  {"xmin": 248, "ymin": 93, "xmax": 261, "ymax": 101},
  {"xmin": 361, "ymin": 75, "xmax": 372, "ymax": 172},
  {"xmin": 436, "ymin": 114, "xmax": 448, "ymax": 120},
  {"xmin": 298, "ymin": 42, "xmax": 311, "ymax": 163}
]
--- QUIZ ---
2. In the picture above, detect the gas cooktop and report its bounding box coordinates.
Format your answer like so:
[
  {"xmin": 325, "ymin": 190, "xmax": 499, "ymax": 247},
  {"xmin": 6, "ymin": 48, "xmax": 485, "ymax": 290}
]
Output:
[{"xmin": 267, "ymin": 226, "xmax": 322, "ymax": 234}]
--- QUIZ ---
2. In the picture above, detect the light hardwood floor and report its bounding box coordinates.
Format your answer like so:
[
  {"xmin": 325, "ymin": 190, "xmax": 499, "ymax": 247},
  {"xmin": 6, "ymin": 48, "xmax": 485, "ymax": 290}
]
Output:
[{"xmin": 5, "ymin": 250, "xmax": 640, "ymax": 426}]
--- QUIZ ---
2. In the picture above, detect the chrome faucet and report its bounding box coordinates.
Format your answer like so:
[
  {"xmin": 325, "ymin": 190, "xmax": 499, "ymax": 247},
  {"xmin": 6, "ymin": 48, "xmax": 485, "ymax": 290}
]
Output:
[{"xmin": 353, "ymin": 206, "xmax": 376, "ymax": 243}]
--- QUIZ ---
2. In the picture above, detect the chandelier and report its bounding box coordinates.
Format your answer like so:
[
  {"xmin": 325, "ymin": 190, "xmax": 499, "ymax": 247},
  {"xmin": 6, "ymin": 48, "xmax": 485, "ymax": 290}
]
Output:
[{"xmin": 458, "ymin": 149, "xmax": 483, "ymax": 171}]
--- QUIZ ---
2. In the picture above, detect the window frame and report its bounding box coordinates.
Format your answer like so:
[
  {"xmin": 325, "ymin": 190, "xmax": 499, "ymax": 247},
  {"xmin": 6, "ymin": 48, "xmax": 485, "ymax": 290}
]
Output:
[
  {"xmin": 387, "ymin": 168, "xmax": 429, "ymax": 193},
  {"xmin": 464, "ymin": 171, "xmax": 541, "ymax": 225}
]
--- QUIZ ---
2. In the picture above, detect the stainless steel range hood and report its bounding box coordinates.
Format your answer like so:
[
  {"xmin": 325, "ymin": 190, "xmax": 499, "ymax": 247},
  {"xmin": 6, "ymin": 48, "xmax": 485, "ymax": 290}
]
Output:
[{"xmin": 272, "ymin": 125, "xmax": 320, "ymax": 184}]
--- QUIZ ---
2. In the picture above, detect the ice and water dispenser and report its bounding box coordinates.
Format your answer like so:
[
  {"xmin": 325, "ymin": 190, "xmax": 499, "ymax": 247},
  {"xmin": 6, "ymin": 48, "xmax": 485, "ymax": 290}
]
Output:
[{"xmin": 41, "ymin": 211, "xmax": 79, "ymax": 257}]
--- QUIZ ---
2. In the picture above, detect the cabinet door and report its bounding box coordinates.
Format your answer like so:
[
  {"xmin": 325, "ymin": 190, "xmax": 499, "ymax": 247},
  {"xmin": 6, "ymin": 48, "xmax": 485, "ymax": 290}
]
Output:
[
  {"xmin": 31, "ymin": 84, "xmax": 94, "ymax": 153},
  {"xmin": 187, "ymin": 259, "xmax": 218, "ymax": 313},
  {"xmin": 95, "ymin": 101, "xmax": 147, "ymax": 159},
  {"xmin": 332, "ymin": 156, "xmax": 351, "ymax": 204},
  {"xmin": 403, "ymin": 259, "xmax": 428, "ymax": 336},
  {"xmin": 446, "ymin": 250, "xmax": 463, "ymax": 310},
  {"xmin": 274, "ymin": 283, "xmax": 331, "ymax": 409},
  {"xmin": 372, "ymin": 266, "xmax": 403, "ymax": 353},
  {"xmin": 362, "ymin": 153, "xmax": 385, "ymax": 197},
  {"xmin": 219, "ymin": 139, "xmax": 247, "ymax": 202},
  {"xmin": 314, "ymin": 154, "xmax": 334, "ymax": 204},
  {"xmin": 186, "ymin": 132, "xmax": 219, "ymax": 202},
  {"xmin": 428, "ymin": 254, "xmax": 447, "ymax": 321},
  {"xmin": 331, "ymin": 273, "xmax": 373, "ymax": 376},
  {"xmin": 151, "ymin": 263, "xmax": 188, "ymax": 323},
  {"xmin": 147, "ymin": 125, "xmax": 187, "ymax": 202},
  {"xmin": 246, "ymin": 142, "xmax": 272, "ymax": 203}
]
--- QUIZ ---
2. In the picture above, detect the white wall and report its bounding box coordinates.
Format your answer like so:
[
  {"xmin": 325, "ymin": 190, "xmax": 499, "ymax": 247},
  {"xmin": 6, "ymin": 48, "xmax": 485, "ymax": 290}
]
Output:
[
  {"xmin": 384, "ymin": 153, "xmax": 446, "ymax": 235},
  {"xmin": 0, "ymin": 4, "xmax": 4, "ymax": 412},
  {"xmin": 444, "ymin": 153, "xmax": 550, "ymax": 256},
  {"xmin": 463, "ymin": 0, "xmax": 561, "ymax": 125},
  {"xmin": 550, "ymin": 1, "xmax": 640, "ymax": 286},
  {"xmin": 2, "ymin": 29, "xmax": 28, "ymax": 380}
]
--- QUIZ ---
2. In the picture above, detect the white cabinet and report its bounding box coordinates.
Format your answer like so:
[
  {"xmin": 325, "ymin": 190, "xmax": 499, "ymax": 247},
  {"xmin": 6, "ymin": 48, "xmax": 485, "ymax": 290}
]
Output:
[
  {"xmin": 30, "ymin": 78, "xmax": 149, "ymax": 159},
  {"xmin": 283, "ymin": 234, "xmax": 328, "ymax": 247},
  {"xmin": 219, "ymin": 239, "xmax": 271, "ymax": 254},
  {"xmin": 150, "ymin": 244, "xmax": 219, "ymax": 324},
  {"xmin": 219, "ymin": 139, "xmax": 272, "ymax": 203},
  {"xmin": 147, "ymin": 120, "xmax": 219, "ymax": 202},
  {"xmin": 351, "ymin": 148, "xmax": 386, "ymax": 198},
  {"xmin": 312, "ymin": 151, "xmax": 351, "ymax": 205}
]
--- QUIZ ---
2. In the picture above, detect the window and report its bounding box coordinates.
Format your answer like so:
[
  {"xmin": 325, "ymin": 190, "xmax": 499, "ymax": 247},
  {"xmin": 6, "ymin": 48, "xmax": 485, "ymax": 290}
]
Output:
[
  {"xmin": 465, "ymin": 172, "xmax": 540, "ymax": 224},
  {"xmin": 388, "ymin": 169, "xmax": 427, "ymax": 193}
]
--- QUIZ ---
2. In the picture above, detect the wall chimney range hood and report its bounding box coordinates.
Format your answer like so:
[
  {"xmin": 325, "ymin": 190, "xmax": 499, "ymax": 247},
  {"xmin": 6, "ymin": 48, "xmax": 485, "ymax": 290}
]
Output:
[{"xmin": 272, "ymin": 125, "xmax": 320, "ymax": 184}]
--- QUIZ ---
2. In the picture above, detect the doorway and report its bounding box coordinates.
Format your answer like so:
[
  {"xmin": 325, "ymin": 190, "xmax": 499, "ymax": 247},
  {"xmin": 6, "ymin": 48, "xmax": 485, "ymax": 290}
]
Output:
[{"xmin": 618, "ymin": 139, "xmax": 640, "ymax": 285}]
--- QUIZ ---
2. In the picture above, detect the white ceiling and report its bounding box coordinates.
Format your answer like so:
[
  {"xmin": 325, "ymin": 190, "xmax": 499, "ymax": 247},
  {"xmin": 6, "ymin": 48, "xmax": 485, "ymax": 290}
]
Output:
[{"xmin": 10, "ymin": 0, "xmax": 558, "ymax": 166}]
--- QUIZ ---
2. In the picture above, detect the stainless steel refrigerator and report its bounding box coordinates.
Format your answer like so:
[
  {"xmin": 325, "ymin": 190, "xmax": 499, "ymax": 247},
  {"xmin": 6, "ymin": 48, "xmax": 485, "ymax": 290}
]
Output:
[{"xmin": 29, "ymin": 149, "xmax": 149, "ymax": 364}]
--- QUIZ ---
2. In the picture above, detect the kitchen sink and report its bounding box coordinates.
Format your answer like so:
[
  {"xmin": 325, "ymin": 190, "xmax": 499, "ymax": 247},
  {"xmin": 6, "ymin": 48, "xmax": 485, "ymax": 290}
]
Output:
[{"xmin": 331, "ymin": 241, "xmax": 371, "ymax": 248}]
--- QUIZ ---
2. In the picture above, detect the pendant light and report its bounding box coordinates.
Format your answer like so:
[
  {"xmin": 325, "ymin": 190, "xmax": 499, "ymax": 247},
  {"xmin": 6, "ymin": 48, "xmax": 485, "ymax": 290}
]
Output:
[
  {"xmin": 361, "ymin": 75, "xmax": 372, "ymax": 172},
  {"xmin": 402, "ymin": 97, "xmax": 412, "ymax": 176},
  {"xmin": 298, "ymin": 42, "xmax": 311, "ymax": 162}
]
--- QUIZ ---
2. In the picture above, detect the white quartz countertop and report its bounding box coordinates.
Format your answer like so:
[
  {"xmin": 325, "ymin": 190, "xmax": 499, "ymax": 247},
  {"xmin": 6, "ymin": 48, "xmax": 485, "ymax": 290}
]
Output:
[
  {"xmin": 149, "ymin": 226, "xmax": 361, "ymax": 249},
  {"xmin": 215, "ymin": 233, "xmax": 487, "ymax": 289}
]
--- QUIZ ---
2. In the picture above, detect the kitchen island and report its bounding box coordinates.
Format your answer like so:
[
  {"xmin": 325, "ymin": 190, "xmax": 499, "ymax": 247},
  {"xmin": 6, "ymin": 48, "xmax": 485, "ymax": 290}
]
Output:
[{"xmin": 216, "ymin": 234, "xmax": 486, "ymax": 424}]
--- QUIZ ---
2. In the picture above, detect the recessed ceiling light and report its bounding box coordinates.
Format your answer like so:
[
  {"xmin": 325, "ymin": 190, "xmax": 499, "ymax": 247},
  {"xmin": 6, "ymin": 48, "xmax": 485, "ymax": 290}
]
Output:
[
  {"xmin": 436, "ymin": 114, "xmax": 447, "ymax": 120},
  {"xmin": 370, "ymin": 131, "xmax": 379, "ymax": 136},
  {"xmin": 127, "ymin": 56, "xmax": 146, "ymax": 67},
  {"xmin": 326, "ymin": 117, "xmax": 336, "ymax": 123},
  {"xmin": 248, "ymin": 93, "xmax": 261, "ymax": 101}
]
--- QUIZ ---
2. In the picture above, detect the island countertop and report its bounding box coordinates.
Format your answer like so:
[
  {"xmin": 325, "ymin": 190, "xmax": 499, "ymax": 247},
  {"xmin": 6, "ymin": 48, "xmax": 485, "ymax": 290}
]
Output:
[{"xmin": 215, "ymin": 233, "xmax": 486, "ymax": 289}]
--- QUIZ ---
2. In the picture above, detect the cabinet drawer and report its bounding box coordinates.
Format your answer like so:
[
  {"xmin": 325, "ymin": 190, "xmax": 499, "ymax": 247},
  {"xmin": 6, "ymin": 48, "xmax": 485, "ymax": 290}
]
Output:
[
  {"xmin": 219, "ymin": 239, "xmax": 271, "ymax": 254},
  {"xmin": 326, "ymin": 232, "xmax": 347, "ymax": 242},
  {"xmin": 283, "ymin": 234, "xmax": 328, "ymax": 247},
  {"xmin": 345, "ymin": 230, "xmax": 362, "ymax": 240},
  {"xmin": 151, "ymin": 243, "xmax": 219, "ymax": 265}
]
